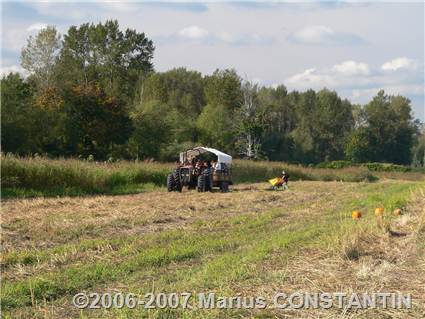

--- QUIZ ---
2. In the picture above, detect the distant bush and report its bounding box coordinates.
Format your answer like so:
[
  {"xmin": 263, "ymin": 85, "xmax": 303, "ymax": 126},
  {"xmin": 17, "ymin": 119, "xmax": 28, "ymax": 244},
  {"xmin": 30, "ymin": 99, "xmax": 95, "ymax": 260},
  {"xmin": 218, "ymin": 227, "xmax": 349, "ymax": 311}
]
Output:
[
  {"xmin": 316, "ymin": 161, "xmax": 354, "ymax": 169},
  {"xmin": 316, "ymin": 160, "xmax": 425, "ymax": 174},
  {"xmin": 363, "ymin": 162, "xmax": 411, "ymax": 172}
]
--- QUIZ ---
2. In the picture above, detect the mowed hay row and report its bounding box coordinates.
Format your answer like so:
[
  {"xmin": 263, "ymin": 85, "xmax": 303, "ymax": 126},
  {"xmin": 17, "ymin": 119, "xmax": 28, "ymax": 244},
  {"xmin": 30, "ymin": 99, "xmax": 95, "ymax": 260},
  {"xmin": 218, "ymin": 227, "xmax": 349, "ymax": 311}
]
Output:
[
  {"xmin": 253, "ymin": 184, "xmax": 425, "ymax": 319},
  {"xmin": 1, "ymin": 181, "xmax": 338, "ymax": 251},
  {"xmin": 1, "ymin": 180, "xmax": 424, "ymax": 318}
]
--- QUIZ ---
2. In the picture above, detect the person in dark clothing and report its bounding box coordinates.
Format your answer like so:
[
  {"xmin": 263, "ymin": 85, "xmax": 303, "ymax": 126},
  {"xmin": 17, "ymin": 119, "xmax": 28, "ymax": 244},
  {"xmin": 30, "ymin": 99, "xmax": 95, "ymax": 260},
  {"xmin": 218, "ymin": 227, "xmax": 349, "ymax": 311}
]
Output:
[{"xmin": 281, "ymin": 170, "xmax": 289, "ymax": 189}]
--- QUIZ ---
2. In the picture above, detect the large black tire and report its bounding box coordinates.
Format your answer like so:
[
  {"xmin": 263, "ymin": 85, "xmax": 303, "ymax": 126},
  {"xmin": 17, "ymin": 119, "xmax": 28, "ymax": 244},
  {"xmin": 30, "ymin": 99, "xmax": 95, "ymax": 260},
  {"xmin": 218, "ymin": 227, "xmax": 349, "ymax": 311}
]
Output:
[
  {"xmin": 197, "ymin": 174, "xmax": 206, "ymax": 192},
  {"xmin": 173, "ymin": 170, "xmax": 182, "ymax": 192},
  {"xmin": 220, "ymin": 181, "xmax": 229, "ymax": 193},
  {"xmin": 167, "ymin": 174, "xmax": 174, "ymax": 192}
]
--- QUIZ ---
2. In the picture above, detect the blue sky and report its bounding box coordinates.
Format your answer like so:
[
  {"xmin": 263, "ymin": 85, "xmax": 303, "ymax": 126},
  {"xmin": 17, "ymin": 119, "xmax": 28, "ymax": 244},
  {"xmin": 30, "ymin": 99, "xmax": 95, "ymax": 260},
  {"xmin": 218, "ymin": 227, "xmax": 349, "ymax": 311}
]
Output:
[{"xmin": 1, "ymin": 1, "xmax": 424, "ymax": 120}]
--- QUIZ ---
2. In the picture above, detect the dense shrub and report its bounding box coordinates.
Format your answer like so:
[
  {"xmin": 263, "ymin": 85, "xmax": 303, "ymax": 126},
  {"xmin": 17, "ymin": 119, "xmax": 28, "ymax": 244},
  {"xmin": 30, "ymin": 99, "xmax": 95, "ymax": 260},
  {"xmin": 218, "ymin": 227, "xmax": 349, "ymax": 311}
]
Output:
[
  {"xmin": 363, "ymin": 162, "xmax": 411, "ymax": 172},
  {"xmin": 316, "ymin": 161, "xmax": 354, "ymax": 169},
  {"xmin": 316, "ymin": 160, "xmax": 425, "ymax": 174}
]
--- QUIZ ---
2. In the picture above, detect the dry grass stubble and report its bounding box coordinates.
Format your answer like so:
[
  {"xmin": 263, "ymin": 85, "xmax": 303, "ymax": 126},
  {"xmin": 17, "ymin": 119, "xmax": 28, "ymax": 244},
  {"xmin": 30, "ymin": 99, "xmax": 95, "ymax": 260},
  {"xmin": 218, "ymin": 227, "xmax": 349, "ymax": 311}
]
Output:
[{"xmin": 246, "ymin": 187, "xmax": 425, "ymax": 318}]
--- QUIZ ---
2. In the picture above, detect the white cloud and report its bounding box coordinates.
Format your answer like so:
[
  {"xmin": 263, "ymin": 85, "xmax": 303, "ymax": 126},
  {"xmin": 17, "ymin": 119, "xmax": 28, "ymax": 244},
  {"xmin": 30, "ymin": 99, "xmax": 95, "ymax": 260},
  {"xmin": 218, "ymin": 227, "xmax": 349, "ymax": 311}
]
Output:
[
  {"xmin": 250, "ymin": 77, "xmax": 265, "ymax": 85},
  {"xmin": 350, "ymin": 84, "xmax": 425, "ymax": 103},
  {"xmin": 285, "ymin": 59, "xmax": 424, "ymax": 105},
  {"xmin": 26, "ymin": 23, "xmax": 48, "ymax": 32},
  {"xmin": 332, "ymin": 60, "xmax": 370, "ymax": 76},
  {"xmin": 291, "ymin": 25, "xmax": 334, "ymax": 44},
  {"xmin": 26, "ymin": 2, "xmax": 92, "ymax": 20},
  {"xmin": 216, "ymin": 32, "xmax": 274, "ymax": 46},
  {"xmin": 171, "ymin": 27, "xmax": 274, "ymax": 46},
  {"xmin": 286, "ymin": 61, "xmax": 372, "ymax": 89},
  {"xmin": 216, "ymin": 31, "xmax": 236, "ymax": 43},
  {"xmin": 178, "ymin": 26, "xmax": 209, "ymax": 39},
  {"xmin": 286, "ymin": 68, "xmax": 335, "ymax": 88},
  {"xmin": 2, "ymin": 28, "xmax": 29, "ymax": 52},
  {"xmin": 381, "ymin": 57, "xmax": 416, "ymax": 71},
  {"xmin": 288, "ymin": 25, "xmax": 364, "ymax": 45},
  {"xmin": 0, "ymin": 65, "xmax": 28, "ymax": 77},
  {"xmin": 285, "ymin": 58, "xmax": 424, "ymax": 120},
  {"xmin": 100, "ymin": 2, "xmax": 137, "ymax": 13}
]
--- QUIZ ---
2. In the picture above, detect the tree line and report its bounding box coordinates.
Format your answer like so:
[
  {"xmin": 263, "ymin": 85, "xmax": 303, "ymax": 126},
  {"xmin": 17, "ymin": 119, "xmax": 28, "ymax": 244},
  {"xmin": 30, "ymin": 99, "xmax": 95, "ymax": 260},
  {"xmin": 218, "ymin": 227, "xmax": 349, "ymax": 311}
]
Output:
[{"xmin": 2, "ymin": 20, "xmax": 424, "ymax": 165}]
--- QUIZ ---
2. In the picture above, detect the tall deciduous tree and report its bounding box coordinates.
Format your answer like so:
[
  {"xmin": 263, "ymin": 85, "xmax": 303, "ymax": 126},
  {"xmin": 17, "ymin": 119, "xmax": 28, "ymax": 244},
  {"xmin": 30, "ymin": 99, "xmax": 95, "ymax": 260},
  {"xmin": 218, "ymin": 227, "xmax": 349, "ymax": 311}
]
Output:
[
  {"xmin": 197, "ymin": 104, "xmax": 235, "ymax": 153},
  {"xmin": 362, "ymin": 90, "xmax": 416, "ymax": 164},
  {"xmin": 290, "ymin": 89, "xmax": 354, "ymax": 163},
  {"xmin": 236, "ymin": 81, "xmax": 263, "ymax": 159},
  {"xmin": 344, "ymin": 127, "xmax": 376, "ymax": 163},
  {"xmin": 21, "ymin": 26, "xmax": 61, "ymax": 89},
  {"xmin": 197, "ymin": 69, "xmax": 243, "ymax": 154},
  {"xmin": 132, "ymin": 68, "xmax": 206, "ymax": 157},
  {"xmin": 58, "ymin": 20, "xmax": 154, "ymax": 100},
  {"xmin": 291, "ymin": 89, "xmax": 317, "ymax": 163},
  {"xmin": 314, "ymin": 89, "xmax": 354, "ymax": 162},
  {"xmin": 204, "ymin": 69, "xmax": 242, "ymax": 109},
  {"xmin": 66, "ymin": 84, "xmax": 132, "ymax": 158},
  {"xmin": 412, "ymin": 124, "xmax": 425, "ymax": 167},
  {"xmin": 258, "ymin": 85, "xmax": 295, "ymax": 161},
  {"xmin": 1, "ymin": 73, "xmax": 35, "ymax": 153}
]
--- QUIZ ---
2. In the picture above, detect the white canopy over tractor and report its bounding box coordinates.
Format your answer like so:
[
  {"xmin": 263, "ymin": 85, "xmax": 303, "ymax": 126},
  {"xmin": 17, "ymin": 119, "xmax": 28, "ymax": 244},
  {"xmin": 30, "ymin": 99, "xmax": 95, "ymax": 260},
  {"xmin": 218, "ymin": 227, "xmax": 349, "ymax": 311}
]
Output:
[{"xmin": 179, "ymin": 146, "xmax": 232, "ymax": 165}]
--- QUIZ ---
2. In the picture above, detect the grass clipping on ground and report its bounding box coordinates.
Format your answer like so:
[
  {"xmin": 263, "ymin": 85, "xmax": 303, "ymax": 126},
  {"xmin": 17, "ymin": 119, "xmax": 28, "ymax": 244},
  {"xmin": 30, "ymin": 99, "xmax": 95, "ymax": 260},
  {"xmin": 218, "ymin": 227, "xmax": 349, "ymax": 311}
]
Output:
[
  {"xmin": 1, "ymin": 181, "xmax": 425, "ymax": 318},
  {"xmin": 257, "ymin": 186, "xmax": 425, "ymax": 319}
]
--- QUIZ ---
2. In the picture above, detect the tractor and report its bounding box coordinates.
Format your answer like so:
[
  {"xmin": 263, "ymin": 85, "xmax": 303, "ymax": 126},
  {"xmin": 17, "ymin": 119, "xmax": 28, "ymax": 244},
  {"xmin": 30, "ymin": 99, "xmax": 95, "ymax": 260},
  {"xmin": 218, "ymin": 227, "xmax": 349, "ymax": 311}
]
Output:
[{"xmin": 167, "ymin": 146, "xmax": 233, "ymax": 192}]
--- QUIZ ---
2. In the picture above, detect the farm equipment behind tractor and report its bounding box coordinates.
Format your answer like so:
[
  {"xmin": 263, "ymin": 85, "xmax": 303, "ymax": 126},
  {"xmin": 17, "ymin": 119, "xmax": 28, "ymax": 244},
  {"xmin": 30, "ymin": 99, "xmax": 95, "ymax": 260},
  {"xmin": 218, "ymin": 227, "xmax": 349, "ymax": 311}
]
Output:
[{"xmin": 167, "ymin": 146, "xmax": 233, "ymax": 192}]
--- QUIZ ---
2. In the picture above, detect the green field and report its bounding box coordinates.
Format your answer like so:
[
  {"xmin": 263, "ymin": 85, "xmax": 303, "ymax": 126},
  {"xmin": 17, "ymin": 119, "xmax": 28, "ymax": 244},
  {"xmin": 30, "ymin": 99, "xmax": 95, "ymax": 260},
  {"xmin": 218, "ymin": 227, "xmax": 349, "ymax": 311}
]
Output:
[{"xmin": 2, "ymin": 159, "xmax": 425, "ymax": 318}]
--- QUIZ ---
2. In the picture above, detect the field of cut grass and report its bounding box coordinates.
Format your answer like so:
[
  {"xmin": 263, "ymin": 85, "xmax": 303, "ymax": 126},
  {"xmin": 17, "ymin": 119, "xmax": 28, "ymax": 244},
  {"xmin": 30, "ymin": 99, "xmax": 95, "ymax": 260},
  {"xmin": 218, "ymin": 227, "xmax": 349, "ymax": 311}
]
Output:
[
  {"xmin": 2, "ymin": 155, "xmax": 423, "ymax": 198},
  {"xmin": 2, "ymin": 179, "xmax": 424, "ymax": 318}
]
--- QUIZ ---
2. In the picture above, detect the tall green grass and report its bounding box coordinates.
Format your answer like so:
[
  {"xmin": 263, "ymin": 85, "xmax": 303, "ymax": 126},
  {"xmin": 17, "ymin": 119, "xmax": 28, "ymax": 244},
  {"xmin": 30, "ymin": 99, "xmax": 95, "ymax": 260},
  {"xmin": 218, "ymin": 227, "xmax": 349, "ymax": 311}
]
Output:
[
  {"xmin": 1, "ymin": 155, "xmax": 171, "ymax": 198},
  {"xmin": 232, "ymin": 159, "xmax": 378, "ymax": 183},
  {"xmin": 316, "ymin": 160, "xmax": 425, "ymax": 173},
  {"xmin": 2, "ymin": 155, "xmax": 423, "ymax": 198}
]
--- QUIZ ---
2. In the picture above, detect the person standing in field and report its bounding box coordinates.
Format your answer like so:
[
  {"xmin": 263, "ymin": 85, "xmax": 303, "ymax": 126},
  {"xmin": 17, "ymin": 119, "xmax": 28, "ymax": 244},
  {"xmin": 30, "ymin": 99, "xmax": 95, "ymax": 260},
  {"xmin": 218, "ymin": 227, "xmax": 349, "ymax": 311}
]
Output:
[{"xmin": 281, "ymin": 170, "xmax": 289, "ymax": 190}]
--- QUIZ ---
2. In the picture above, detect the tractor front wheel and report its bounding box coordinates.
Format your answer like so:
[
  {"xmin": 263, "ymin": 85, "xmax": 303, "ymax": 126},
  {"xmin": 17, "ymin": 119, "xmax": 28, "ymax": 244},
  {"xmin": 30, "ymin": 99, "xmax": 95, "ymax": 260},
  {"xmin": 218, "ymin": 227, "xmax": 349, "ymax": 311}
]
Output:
[
  {"xmin": 173, "ymin": 170, "xmax": 182, "ymax": 192},
  {"xmin": 220, "ymin": 182, "xmax": 229, "ymax": 193}
]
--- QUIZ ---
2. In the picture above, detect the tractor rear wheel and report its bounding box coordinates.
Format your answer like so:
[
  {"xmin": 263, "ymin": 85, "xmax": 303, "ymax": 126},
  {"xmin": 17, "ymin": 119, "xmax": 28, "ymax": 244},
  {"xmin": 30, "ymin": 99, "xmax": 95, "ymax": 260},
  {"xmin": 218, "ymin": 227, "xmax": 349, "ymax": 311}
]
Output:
[{"xmin": 167, "ymin": 174, "xmax": 174, "ymax": 192}]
